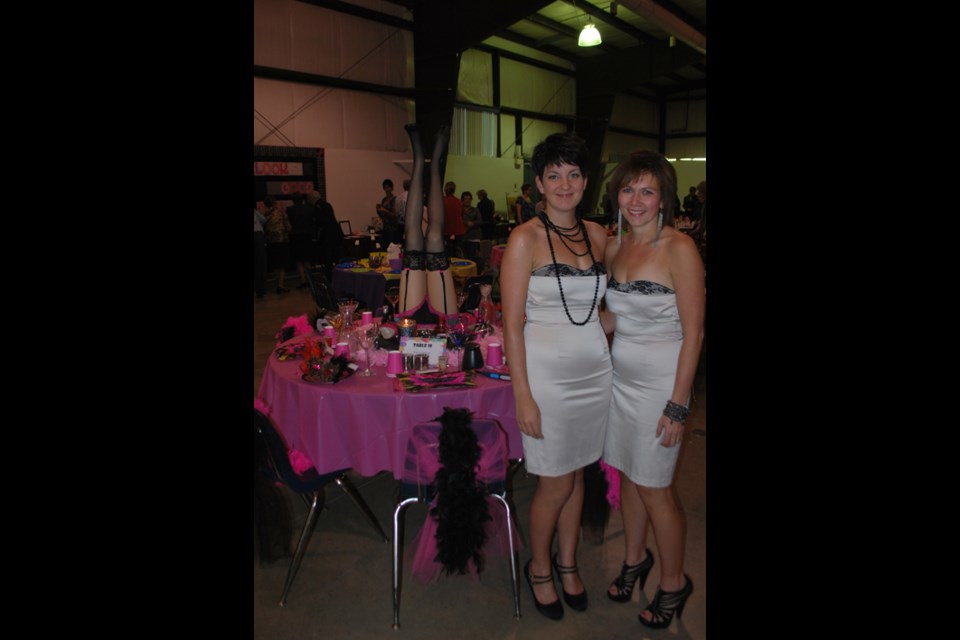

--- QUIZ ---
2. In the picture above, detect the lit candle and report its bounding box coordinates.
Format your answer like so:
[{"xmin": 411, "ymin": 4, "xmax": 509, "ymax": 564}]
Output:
[{"xmin": 398, "ymin": 318, "xmax": 417, "ymax": 337}]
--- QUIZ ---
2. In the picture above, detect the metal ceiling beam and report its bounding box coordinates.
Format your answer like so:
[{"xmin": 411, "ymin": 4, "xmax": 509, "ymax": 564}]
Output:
[
  {"xmin": 253, "ymin": 65, "xmax": 416, "ymax": 99},
  {"xmin": 297, "ymin": 0, "xmax": 412, "ymax": 29},
  {"xmin": 615, "ymin": 0, "xmax": 706, "ymax": 54},
  {"xmin": 473, "ymin": 43, "xmax": 575, "ymax": 76},
  {"xmin": 453, "ymin": 0, "xmax": 557, "ymax": 51},
  {"xmin": 525, "ymin": 12, "xmax": 582, "ymax": 38},
  {"xmin": 493, "ymin": 28, "xmax": 580, "ymax": 63},
  {"xmin": 646, "ymin": 0, "xmax": 704, "ymax": 31}
]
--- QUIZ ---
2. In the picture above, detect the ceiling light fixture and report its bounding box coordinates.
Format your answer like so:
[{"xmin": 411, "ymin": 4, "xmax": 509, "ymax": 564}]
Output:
[{"xmin": 578, "ymin": 23, "xmax": 602, "ymax": 47}]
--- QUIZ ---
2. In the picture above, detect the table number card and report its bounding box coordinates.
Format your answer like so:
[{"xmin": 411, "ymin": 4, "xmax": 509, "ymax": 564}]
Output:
[{"xmin": 399, "ymin": 337, "xmax": 447, "ymax": 365}]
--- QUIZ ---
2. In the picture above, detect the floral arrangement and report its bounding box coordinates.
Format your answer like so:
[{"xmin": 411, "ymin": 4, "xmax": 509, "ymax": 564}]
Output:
[{"xmin": 299, "ymin": 337, "xmax": 354, "ymax": 383}]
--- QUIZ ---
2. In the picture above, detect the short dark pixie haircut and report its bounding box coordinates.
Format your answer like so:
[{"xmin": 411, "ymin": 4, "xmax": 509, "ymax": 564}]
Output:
[
  {"xmin": 531, "ymin": 132, "xmax": 589, "ymax": 179},
  {"xmin": 607, "ymin": 150, "xmax": 678, "ymax": 224}
]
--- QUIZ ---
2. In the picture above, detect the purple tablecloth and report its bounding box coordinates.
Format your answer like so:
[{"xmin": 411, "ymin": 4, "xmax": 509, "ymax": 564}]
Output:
[
  {"xmin": 332, "ymin": 268, "xmax": 388, "ymax": 313},
  {"xmin": 257, "ymin": 343, "xmax": 522, "ymax": 478}
]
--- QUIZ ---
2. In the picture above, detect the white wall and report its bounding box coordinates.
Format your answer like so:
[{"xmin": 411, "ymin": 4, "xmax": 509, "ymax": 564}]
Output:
[
  {"xmin": 444, "ymin": 154, "xmax": 525, "ymax": 218},
  {"xmin": 324, "ymin": 149, "xmax": 412, "ymax": 234},
  {"xmin": 323, "ymin": 150, "xmax": 525, "ymax": 233}
]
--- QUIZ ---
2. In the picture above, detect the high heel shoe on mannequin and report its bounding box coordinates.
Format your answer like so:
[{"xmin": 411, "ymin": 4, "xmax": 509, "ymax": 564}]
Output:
[
  {"xmin": 524, "ymin": 559, "xmax": 563, "ymax": 620},
  {"xmin": 638, "ymin": 574, "xmax": 693, "ymax": 629},
  {"xmin": 607, "ymin": 549, "xmax": 654, "ymax": 603},
  {"xmin": 552, "ymin": 553, "xmax": 588, "ymax": 611}
]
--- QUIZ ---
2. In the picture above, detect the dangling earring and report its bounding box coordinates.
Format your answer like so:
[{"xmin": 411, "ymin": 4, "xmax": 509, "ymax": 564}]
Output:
[
  {"xmin": 653, "ymin": 207, "xmax": 664, "ymax": 246},
  {"xmin": 617, "ymin": 208, "xmax": 623, "ymax": 245}
]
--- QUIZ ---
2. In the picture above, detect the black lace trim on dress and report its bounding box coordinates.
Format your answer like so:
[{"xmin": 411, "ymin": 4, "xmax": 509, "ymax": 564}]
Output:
[
  {"xmin": 531, "ymin": 263, "xmax": 606, "ymax": 277},
  {"xmin": 607, "ymin": 276, "xmax": 674, "ymax": 294}
]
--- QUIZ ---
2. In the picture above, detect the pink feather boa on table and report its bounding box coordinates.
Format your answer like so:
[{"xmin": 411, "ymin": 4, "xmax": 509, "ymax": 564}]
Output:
[
  {"xmin": 600, "ymin": 460, "xmax": 621, "ymax": 511},
  {"xmin": 275, "ymin": 314, "xmax": 315, "ymax": 347},
  {"xmin": 254, "ymin": 398, "xmax": 317, "ymax": 474}
]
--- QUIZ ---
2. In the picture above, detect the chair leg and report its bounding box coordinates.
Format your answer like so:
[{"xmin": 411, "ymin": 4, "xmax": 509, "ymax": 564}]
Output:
[
  {"xmin": 491, "ymin": 493, "xmax": 522, "ymax": 619},
  {"xmin": 334, "ymin": 474, "xmax": 390, "ymax": 543},
  {"xmin": 279, "ymin": 489, "xmax": 324, "ymax": 607},
  {"xmin": 392, "ymin": 497, "xmax": 418, "ymax": 629}
]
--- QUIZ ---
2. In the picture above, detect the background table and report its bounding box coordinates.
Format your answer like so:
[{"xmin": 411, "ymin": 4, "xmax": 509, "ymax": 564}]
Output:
[
  {"xmin": 333, "ymin": 259, "xmax": 476, "ymax": 312},
  {"xmin": 332, "ymin": 263, "xmax": 399, "ymax": 312},
  {"xmin": 340, "ymin": 233, "xmax": 384, "ymax": 260},
  {"xmin": 257, "ymin": 339, "xmax": 521, "ymax": 478}
]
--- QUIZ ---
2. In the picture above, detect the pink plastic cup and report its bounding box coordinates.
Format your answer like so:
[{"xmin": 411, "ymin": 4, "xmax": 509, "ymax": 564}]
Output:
[
  {"xmin": 334, "ymin": 342, "xmax": 350, "ymax": 359},
  {"xmin": 386, "ymin": 350, "xmax": 404, "ymax": 377},
  {"xmin": 486, "ymin": 342, "xmax": 503, "ymax": 367}
]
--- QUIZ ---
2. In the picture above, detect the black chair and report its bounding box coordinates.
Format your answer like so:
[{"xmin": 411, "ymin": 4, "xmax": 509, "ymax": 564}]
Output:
[
  {"xmin": 304, "ymin": 267, "xmax": 337, "ymax": 313},
  {"xmin": 254, "ymin": 409, "xmax": 389, "ymax": 606}
]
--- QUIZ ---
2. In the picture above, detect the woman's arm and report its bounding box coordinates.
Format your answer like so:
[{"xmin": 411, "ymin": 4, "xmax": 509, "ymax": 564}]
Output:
[
  {"xmin": 658, "ymin": 233, "xmax": 705, "ymax": 447},
  {"xmin": 599, "ymin": 235, "xmax": 619, "ymax": 335},
  {"xmin": 500, "ymin": 224, "xmax": 543, "ymax": 439}
]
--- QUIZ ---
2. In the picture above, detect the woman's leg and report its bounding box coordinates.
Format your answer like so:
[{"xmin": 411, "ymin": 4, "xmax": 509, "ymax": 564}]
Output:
[
  {"xmin": 554, "ymin": 467, "xmax": 586, "ymax": 598},
  {"xmin": 527, "ymin": 472, "xmax": 575, "ymax": 606},
  {"xmin": 636, "ymin": 483, "xmax": 686, "ymax": 604},
  {"xmin": 399, "ymin": 124, "xmax": 426, "ymax": 314},
  {"xmin": 608, "ymin": 473, "xmax": 652, "ymax": 598},
  {"xmin": 425, "ymin": 125, "xmax": 457, "ymax": 322}
]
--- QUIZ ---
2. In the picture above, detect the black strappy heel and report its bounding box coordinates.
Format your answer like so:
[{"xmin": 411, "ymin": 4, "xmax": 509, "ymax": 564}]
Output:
[
  {"xmin": 552, "ymin": 553, "xmax": 588, "ymax": 612},
  {"xmin": 607, "ymin": 549, "xmax": 654, "ymax": 603},
  {"xmin": 524, "ymin": 559, "xmax": 563, "ymax": 620},
  {"xmin": 638, "ymin": 575, "xmax": 693, "ymax": 629}
]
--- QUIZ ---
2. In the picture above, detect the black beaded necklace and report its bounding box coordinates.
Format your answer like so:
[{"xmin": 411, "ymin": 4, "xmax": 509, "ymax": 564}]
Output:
[
  {"xmin": 541, "ymin": 214, "xmax": 592, "ymax": 257},
  {"xmin": 540, "ymin": 213, "xmax": 601, "ymax": 326}
]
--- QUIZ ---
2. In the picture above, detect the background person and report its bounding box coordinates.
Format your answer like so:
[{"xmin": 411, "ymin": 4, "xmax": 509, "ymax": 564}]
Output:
[
  {"xmin": 285, "ymin": 193, "xmax": 317, "ymax": 289},
  {"xmin": 263, "ymin": 195, "xmax": 292, "ymax": 294}
]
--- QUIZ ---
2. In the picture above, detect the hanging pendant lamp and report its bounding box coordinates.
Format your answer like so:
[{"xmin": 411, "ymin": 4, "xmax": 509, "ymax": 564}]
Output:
[{"xmin": 578, "ymin": 23, "xmax": 602, "ymax": 47}]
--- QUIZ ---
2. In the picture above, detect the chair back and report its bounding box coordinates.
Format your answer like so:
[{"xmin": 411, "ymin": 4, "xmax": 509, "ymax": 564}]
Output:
[
  {"xmin": 305, "ymin": 268, "xmax": 336, "ymax": 312},
  {"xmin": 400, "ymin": 417, "xmax": 508, "ymax": 498},
  {"xmin": 255, "ymin": 409, "xmax": 327, "ymax": 494}
]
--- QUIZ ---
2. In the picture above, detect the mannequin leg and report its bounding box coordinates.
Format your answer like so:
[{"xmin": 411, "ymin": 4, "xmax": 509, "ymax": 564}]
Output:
[
  {"xmin": 399, "ymin": 124, "xmax": 426, "ymax": 314},
  {"xmin": 426, "ymin": 125, "xmax": 456, "ymax": 322}
]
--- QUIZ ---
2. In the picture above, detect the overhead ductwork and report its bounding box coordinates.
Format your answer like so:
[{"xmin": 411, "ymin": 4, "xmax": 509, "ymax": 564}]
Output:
[{"xmin": 617, "ymin": 0, "xmax": 706, "ymax": 55}]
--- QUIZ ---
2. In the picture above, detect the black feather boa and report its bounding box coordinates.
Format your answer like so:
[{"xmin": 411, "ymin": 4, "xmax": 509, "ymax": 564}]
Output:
[{"xmin": 429, "ymin": 407, "xmax": 492, "ymax": 576}]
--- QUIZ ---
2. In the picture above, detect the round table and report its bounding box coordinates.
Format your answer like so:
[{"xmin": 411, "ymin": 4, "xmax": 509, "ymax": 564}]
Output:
[{"xmin": 257, "ymin": 335, "xmax": 522, "ymax": 478}]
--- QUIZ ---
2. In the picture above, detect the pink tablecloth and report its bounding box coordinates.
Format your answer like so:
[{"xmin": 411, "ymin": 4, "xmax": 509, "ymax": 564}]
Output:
[{"xmin": 257, "ymin": 342, "xmax": 522, "ymax": 478}]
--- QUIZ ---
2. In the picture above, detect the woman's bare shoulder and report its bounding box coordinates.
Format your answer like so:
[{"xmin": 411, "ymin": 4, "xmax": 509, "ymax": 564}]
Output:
[{"xmin": 507, "ymin": 219, "xmax": 542, "ymax": 243}]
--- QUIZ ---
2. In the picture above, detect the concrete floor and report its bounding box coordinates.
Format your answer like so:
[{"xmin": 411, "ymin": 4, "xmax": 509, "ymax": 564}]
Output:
[{"xmin": 254, "ymin": 276, "xmax": 707, "ymax": 639}]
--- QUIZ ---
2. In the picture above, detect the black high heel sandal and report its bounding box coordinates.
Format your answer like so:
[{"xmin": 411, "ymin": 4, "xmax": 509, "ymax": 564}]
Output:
[
  {"xmin": 607, "ymin": 549, "xmax": 654, "ymax": 603},
  {"xmin": 524, "ymin": 559, "xmax": 563, "ymax": 620},
  {"xmin": 638, "ymin": 574, "xmax": 693, "ymax": 629},
  {"xmin": 552, "ymin": 553, "xmax": 588, "ymax": 612}
]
